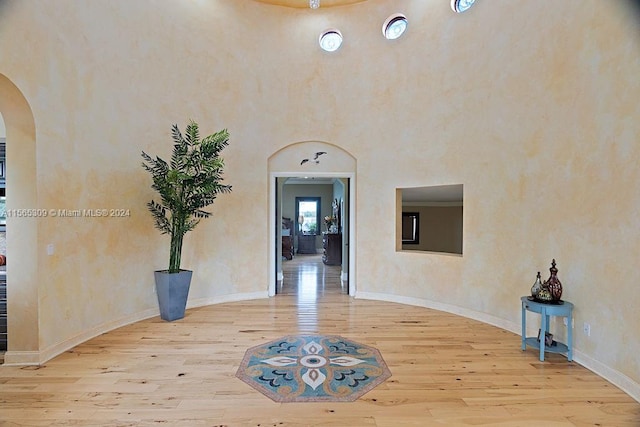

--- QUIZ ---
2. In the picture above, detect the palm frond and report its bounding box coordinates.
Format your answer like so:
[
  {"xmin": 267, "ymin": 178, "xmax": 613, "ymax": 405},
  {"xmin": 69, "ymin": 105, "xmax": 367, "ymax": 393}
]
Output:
[{"xmin": 141, "ymin": 121, "xmax": 233, "ymax": 272}]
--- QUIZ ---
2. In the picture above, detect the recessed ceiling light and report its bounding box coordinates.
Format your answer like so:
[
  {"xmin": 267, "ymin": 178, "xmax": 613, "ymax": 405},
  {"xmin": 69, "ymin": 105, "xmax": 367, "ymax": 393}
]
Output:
[
  {"xmin": 319, "ymin": 29, "xmax": 343, "ymax": 52},
  {"xmin": 451, "ymin": 0, "xmax": 476, "ymax": 13},
  {"xmin": 383, "ymin": 14, "xmax": 408, "ymax": 40}
]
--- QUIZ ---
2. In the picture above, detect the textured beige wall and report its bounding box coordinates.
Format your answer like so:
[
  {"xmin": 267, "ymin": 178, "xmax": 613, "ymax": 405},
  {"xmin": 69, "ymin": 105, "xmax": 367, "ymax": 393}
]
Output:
[
  {"xmin": 0, "ymin": 112, "xmax": 5, "ymax": 137},
  {"xmin": 0, "ymin": 0, "xmax": 638, "ymax": 397}
]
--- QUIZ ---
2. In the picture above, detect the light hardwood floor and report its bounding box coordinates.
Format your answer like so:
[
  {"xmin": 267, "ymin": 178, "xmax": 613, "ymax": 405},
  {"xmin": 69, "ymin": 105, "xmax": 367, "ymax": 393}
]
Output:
[
  {"xmin": 278, "ymin": 253, "xmax": 346, "ymax": 296},
  {"xmin": 0, "ymin": 256, "xmax": 638, "ymax": 426}
]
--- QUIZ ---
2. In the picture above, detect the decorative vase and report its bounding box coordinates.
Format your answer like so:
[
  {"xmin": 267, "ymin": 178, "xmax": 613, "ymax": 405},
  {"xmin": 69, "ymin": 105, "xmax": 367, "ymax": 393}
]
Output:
[
  {"xmin": 537, "ymin": 286, "xmax": 553, "ymax": 302},
  {"xmin": 531, "ymin": 271, "xmax": 542, "ymax": 298},
  {"xmin": 545, "ymin": 259, "xmax": 563, "ymax": 302}
]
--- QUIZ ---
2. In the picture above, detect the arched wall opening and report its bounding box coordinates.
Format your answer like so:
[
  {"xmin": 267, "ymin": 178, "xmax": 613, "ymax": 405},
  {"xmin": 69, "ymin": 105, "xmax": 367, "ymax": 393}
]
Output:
[
  {"xmin": 0, "ymin": 73, "xmax": 40, "ymax": 364},
  {"xmin": 268, "ymin": 141, "xmax": 356, "ymax": 298}
]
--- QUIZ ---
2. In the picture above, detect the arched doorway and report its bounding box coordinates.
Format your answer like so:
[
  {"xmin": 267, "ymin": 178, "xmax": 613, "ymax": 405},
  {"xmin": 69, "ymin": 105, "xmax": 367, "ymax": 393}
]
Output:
[
  {"xmin": 0, "ymin": 73, "xmax": 40, "ymax": 364},
  {"xmin": 268, "ymin": 141, "xmax": 356, "ymax": 298}
]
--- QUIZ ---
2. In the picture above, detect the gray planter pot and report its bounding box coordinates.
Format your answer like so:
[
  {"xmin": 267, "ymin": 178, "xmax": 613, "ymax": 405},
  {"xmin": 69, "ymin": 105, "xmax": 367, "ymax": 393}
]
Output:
[{"xmin": 154, "ymin": 270, "xmax": 192, "ymax": 321}]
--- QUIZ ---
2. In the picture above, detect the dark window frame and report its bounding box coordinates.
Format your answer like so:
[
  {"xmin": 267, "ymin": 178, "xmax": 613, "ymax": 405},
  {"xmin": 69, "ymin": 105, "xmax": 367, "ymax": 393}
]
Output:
[
  {"xmin": 295, "ymin": 196, "xmax": 321, "ymax": 236},
  {"xmin": 402, "ymin": 212, "xmax": 419, "ymax": 244}
]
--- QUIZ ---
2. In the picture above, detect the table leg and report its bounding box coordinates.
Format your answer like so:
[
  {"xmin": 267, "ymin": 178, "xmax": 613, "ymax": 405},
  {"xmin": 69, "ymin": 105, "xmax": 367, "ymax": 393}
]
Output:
[
  {"xmin": 545, "ymin": 314, "xmax": 551, "ymax": 333},
  {"xmin": 539, "ymin": 308, "xmax": 547, "ymax": 361},
  {"xmin": 567, "ymin": 311, "xmax": 573, "ymax": 361},
  {"xmin": 521, "ymin": 302, "xmax": 526, "ymax": 351}
]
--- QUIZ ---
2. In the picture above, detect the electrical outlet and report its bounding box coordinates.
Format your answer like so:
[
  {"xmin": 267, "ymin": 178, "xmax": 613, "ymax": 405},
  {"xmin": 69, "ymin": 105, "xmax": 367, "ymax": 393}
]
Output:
[{"xmin": 583, "ymin": 323, "xmax": 591, "ymax": 337}]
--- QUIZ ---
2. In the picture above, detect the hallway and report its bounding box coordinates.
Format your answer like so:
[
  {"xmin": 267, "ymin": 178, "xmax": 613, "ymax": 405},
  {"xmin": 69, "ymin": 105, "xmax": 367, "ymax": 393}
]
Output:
[{"xmin": 277, "ymin": 253, "xmax": 346, "ymax": 297}]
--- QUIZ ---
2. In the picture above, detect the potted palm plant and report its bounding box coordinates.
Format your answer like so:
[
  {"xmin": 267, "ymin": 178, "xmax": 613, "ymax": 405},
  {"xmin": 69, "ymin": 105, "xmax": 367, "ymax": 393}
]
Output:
[{"xmin": 141, "ymin": 120, "xmax": 232, "ymax": 321}]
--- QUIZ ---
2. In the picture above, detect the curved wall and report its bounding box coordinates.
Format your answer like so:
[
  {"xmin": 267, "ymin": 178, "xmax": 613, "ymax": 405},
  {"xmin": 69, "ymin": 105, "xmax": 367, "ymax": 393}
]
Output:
[{"xmin": 0, "ymin": 0, "xmax": 637, "ymax": 399}]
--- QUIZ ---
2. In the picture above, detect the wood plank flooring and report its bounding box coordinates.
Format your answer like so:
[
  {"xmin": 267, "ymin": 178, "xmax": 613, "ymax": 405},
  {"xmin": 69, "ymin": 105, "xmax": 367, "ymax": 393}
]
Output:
[
  {"xmin": 0, "ymin": 257, "xmax": 638, "ymax": 426},
  {"xmin": 278, "ymin": 253, "xmax": 346, "ymax": 296}
]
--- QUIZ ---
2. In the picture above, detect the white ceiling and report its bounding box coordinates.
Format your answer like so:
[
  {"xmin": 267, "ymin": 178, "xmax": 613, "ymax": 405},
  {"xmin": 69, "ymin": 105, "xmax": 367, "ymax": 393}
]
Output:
[
  {"xmin": 402, "ymin": 184, "xmax": 463, "ymax": 203},
  {"xmin": 284, "ymin": 177, "xmax": 336, "ymax": 185}
]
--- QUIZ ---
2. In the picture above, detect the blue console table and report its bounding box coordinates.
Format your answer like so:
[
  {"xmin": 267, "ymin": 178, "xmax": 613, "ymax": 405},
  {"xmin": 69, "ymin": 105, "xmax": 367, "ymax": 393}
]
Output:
[{"xmin": 521, "ymin": 296, "xmax": 573, "ymax": 361}]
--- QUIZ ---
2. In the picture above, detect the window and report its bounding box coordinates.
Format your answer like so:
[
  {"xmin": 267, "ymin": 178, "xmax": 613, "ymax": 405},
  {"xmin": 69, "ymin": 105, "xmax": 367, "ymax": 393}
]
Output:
[
  {"xmin": 296, "ymin": 197, "xmax": 321, "ymax": 235},
  {"xmin": 397, "ymin": 184, "xmax": 463, "ymax": 255},
  {"xmin": 319, "ymin": 29, "xmax": 343, "ymax": 52},
  {"xmin": 451, "ymin": 0, "xmax": 476, "ymax": 13},
  {"xmin": 402, "ymin": 212, "xmax": 419, "ymax": 244},
  {"xmin": 382, "ymin": 14, "xmax": 408, "ymax": 40}
]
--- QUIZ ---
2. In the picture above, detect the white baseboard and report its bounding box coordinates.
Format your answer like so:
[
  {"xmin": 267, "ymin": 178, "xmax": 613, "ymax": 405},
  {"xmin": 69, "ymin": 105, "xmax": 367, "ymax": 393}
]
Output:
[
  {"xmin": 188, "ymin": 291, "xmax": 269, "ymax": 308},
  {"xmin": 3, "ymin": 307, "xmax": 159, "ymax": 367},
  {"xmin": 3, "ymin": 291, "xmax": 270, "ymax": 366},
  {"xmin": 3, "ymin": 351, "xmax": 42, "ymax": 366},
  {"xmin": 357, "ymin": 291, "xmax": 520, "ymax": 334},
  {"xmin": 572, "ymin": 349, "xmax": 640, "ymax": 403},
  {"xmin": 355, "ymin": 291, "xmax": 640, "ymax": 404}
]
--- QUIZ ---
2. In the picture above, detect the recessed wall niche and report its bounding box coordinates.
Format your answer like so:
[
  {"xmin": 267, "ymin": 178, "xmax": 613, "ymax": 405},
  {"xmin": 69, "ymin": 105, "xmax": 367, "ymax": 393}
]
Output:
[{"xmin": 396, "ymin": 184, "xmax": 463, "ymax": 255}]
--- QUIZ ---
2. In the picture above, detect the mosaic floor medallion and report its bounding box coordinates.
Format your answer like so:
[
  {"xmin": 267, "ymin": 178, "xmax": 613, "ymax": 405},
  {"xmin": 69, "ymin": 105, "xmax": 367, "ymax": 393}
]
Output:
[{"xmin": 236, "ymin": 335, "xmax": 392, "ymax": 402}]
